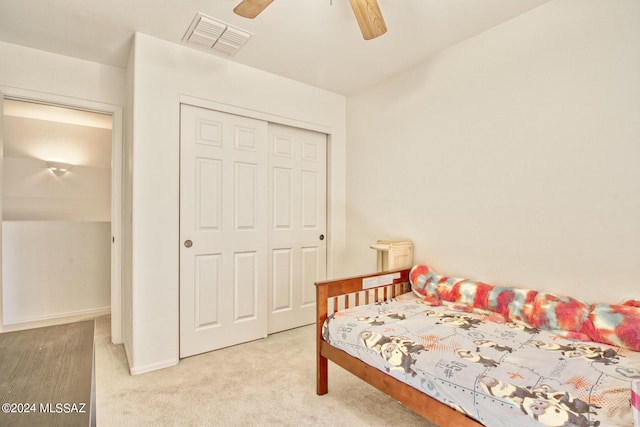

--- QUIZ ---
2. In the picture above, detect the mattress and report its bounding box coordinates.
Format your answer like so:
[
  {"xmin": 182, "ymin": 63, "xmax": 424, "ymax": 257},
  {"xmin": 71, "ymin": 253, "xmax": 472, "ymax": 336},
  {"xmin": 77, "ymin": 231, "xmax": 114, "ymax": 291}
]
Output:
[{"xmin": 323, "ymin": 292, "xmax": 640, "ymax": 427}]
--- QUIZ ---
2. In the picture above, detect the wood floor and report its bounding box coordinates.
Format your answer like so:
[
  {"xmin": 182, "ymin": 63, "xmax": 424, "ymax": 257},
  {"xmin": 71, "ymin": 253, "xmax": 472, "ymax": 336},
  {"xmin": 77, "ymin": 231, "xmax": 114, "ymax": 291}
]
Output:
[{"xmin": 0, "ymin": 320, "xmax": 95, "ymax": 426}]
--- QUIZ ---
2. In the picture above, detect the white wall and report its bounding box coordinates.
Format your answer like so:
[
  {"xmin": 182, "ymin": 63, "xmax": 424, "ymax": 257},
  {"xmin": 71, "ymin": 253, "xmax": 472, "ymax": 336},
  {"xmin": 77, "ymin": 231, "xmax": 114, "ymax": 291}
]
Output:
[
  {"xmin": 2, "ymin": 112, "xmax": 112, "ymax": 221},
  {"xmin": 2, "ymin": 148, "xmax": 111, "ymax": 323},
  {"xmin": 0, "ymin": 42, "xmax": 125, "ymax": 106},
  {"xmin": 122, "ymin": 36, "xmax": 135, "ymax": 372},
  {"xmin": 3, "ymin": 158, "xmax": 111, "ymax": 221},
  {"xmin": 345, "ymin": 0, "xmax": 640, "ymax": 304},
  {"xmin": 2, "ymin": 221, "xmax": 110, "ymax": 324},
  {"xmin": 0, "ymin": 41, "xmax": 126, "ymax": 328},
  {"xmin": 127, "ymin": 33, "xmax": 346, "ymax": 374}
]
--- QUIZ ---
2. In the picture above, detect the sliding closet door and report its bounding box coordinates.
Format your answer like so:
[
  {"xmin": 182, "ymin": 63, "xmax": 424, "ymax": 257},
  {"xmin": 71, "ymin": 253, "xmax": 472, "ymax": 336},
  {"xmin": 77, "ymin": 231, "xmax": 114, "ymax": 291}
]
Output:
[
  {"xmin": 268, "ymin": 124, "xmax": 327, "ymax": 333},
  {"xmin": 180, "ymin": 104, "xmax": 268, "ymax": 358}
]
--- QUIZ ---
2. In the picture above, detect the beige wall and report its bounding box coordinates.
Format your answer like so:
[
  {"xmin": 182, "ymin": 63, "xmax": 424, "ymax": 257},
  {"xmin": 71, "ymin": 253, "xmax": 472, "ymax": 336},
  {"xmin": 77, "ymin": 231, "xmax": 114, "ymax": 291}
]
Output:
[{"xmin": 346, "ymin": 0, "xmax": 640, "ymax": 304}]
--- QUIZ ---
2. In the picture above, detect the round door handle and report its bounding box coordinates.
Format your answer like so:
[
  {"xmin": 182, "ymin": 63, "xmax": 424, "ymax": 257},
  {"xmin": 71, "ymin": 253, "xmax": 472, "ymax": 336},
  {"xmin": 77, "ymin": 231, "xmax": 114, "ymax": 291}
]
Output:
[
  {"xmin": 184, "ymin": 240, "xmax": 193, "ymax": 248},
  {"xmin": 319, "ymin": 234, "xmax": 325, "ymax": 241}
]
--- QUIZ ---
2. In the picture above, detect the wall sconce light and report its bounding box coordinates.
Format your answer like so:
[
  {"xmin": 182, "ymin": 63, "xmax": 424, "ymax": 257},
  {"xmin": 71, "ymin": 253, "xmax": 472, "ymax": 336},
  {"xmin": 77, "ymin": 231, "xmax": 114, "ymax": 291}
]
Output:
[{"xmin": 46, "ymin": 161, "xmax": 74, "ymax": 175}]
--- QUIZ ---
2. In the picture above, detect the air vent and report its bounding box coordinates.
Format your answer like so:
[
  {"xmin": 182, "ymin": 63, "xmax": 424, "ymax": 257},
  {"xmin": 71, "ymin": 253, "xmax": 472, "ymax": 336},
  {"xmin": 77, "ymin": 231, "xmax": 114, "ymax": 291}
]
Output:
[{"xmin": 183, "ymin": 13, "xmax": 252, "ymax": 57}]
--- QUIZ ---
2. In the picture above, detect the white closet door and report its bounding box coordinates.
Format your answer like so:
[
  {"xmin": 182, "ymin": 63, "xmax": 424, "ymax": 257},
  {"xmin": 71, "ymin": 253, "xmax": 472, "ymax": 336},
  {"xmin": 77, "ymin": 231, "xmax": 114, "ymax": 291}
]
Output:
[
  {"xmin": 268, "ymin": 123, "xmax": 327, "ymax": 333},
  {"xmin": 180, "ymin": 104, "xmax": 268, "ymax": 358}
]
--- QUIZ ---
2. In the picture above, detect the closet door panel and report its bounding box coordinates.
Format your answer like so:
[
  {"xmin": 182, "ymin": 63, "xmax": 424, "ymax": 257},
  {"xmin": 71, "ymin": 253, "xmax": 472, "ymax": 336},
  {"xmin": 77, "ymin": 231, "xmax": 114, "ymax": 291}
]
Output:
[
  {"xmin": 180, "ymin": 104, "xmax": 268, "ymax": 358},
  {"xmin": 267, "ymin": 123, "xmax": 327, "ymax": 333}
]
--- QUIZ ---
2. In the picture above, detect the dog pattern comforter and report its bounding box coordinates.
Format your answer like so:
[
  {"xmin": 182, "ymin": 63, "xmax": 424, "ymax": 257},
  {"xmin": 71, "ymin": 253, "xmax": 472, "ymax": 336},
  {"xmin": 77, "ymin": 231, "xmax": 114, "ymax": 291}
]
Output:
[{"xmin": 323, "ymin": 292, "xmax": 640, "ymax": 426}]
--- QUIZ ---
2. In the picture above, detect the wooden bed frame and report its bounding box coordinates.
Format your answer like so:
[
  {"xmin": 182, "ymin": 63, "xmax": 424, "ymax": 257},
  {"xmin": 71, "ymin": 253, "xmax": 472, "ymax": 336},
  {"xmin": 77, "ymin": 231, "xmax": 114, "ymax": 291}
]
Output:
[{"xmin": 315, "ymin": 268, "xmax": 483, "ymax": 427}]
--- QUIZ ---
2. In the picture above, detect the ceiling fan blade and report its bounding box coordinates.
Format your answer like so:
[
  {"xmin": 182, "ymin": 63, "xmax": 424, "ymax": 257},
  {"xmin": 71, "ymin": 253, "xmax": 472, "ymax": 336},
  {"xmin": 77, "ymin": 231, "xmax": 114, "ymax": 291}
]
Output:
[
  {"xmin": 348, "ymin": 0, "xmax": 387, "ymax": 40},
  {"xmin": 233, "ymin": 0, "xmax": 274, "ymax": 19}
]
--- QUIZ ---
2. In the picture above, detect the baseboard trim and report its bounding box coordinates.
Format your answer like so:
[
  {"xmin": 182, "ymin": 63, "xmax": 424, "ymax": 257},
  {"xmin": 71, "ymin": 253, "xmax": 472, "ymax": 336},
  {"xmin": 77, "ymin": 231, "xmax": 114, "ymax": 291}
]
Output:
[
  {"xmin": 2, "ymin": 307, "xmax": 111, "ymax": 332},
  {"xmin": 123, "ymin": 341, "xmax": 134, "ymax": 374},
  {"xmin": 129, "ymin": 357, "xmax": 179, "ymax": 375}
]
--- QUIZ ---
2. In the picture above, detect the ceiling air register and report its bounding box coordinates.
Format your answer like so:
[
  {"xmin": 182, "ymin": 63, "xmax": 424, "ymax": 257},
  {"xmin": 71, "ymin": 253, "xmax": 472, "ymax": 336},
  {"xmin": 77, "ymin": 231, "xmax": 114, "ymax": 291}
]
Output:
[{"xmin": 183, "ymin": 13, "xmax": 252, "ymax": 57}]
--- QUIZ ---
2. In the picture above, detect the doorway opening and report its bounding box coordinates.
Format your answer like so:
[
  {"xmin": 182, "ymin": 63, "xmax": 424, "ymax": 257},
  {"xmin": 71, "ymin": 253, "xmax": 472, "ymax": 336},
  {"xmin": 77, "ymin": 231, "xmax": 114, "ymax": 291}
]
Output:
[{"xmin": 1, "ymin": 93, "xmax": 123, "ymax": 344}]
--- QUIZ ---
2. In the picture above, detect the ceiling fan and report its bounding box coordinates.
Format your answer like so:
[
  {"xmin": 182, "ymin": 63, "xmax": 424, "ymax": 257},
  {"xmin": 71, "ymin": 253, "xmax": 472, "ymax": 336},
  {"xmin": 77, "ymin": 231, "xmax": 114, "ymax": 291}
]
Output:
[{"xmin": 233, "ymin": 0, "xmax": 387, "ymax": 40}]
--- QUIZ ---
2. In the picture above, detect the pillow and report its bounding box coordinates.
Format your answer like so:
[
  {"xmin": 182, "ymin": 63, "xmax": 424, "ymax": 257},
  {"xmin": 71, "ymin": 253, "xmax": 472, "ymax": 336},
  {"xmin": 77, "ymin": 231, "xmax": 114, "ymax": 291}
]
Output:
[
  {"xmin": 530, "ymin": 292, "xmax": 590, "ymax": 333},
  {"xmin": 438, "ymin": 279, "xmax": 494, "ymax": 311},
  {"xmin": 410, "ymin": 265, "xmax": 537, "ymax": 325},
  {"xmin": 487, "ymin": 286, "xmax": 538, "ymax": 326},
  {"xmin": 409, "ymin": 264, "xmax": 441, "ymax": 299},
  {"xmin": 623, "ymin": 299, "xmax": 640, "ymax": 308},
  {"xmin": 583, "ymin": 303, "xmax": 640, "ymax": 351},
  {"xmin": 436, "ymin": 278, "xmax": 464, "ymax": 303}
]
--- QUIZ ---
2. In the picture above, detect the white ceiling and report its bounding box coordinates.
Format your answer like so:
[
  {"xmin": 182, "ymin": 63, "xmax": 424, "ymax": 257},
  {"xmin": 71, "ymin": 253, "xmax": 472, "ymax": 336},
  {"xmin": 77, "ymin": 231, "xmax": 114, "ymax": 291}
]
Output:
[{"xmin": 0, "ymin": 0, "xmax": 551, "ymax": 95}]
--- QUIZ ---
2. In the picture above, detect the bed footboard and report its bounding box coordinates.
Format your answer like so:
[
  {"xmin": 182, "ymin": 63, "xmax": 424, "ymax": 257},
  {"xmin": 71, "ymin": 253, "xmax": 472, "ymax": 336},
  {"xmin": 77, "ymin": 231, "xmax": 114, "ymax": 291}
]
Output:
[
  {"xmin": 315, "ymin": 269, "xmax": 411, "ymax": 395},
  {"xmin": 315, "ymin": 269, "xmax": 483, "ymax": 427}
]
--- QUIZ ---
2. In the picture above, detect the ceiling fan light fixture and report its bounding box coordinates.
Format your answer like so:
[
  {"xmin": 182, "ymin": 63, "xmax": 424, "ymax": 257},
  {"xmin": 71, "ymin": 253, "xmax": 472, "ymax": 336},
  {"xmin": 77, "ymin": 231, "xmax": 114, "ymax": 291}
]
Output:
[
  {"xmin": 231, "ymin": 0, "xmax": 388, "ymax": 41},
  {"xmin": 349, "ymin": 0, "xmax": 387, "ymax": 40},
  {"xmin": 234, "ymin": 0, "xmax": 274, "ymax": 19}
]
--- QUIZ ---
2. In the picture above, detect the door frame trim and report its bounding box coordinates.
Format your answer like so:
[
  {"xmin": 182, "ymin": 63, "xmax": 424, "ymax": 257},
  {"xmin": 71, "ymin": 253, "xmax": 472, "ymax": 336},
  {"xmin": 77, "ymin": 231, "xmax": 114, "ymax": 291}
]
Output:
[{"xmin": 179, "ymin": 95, "xmax": 332, "ymax": 135}]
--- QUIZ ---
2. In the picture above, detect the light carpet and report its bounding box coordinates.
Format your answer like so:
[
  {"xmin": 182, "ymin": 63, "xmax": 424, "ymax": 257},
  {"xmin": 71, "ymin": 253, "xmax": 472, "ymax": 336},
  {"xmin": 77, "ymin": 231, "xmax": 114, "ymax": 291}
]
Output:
[{"xmin": 94, "ymin": 315, "xmax": 435, "ymax": 426}]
